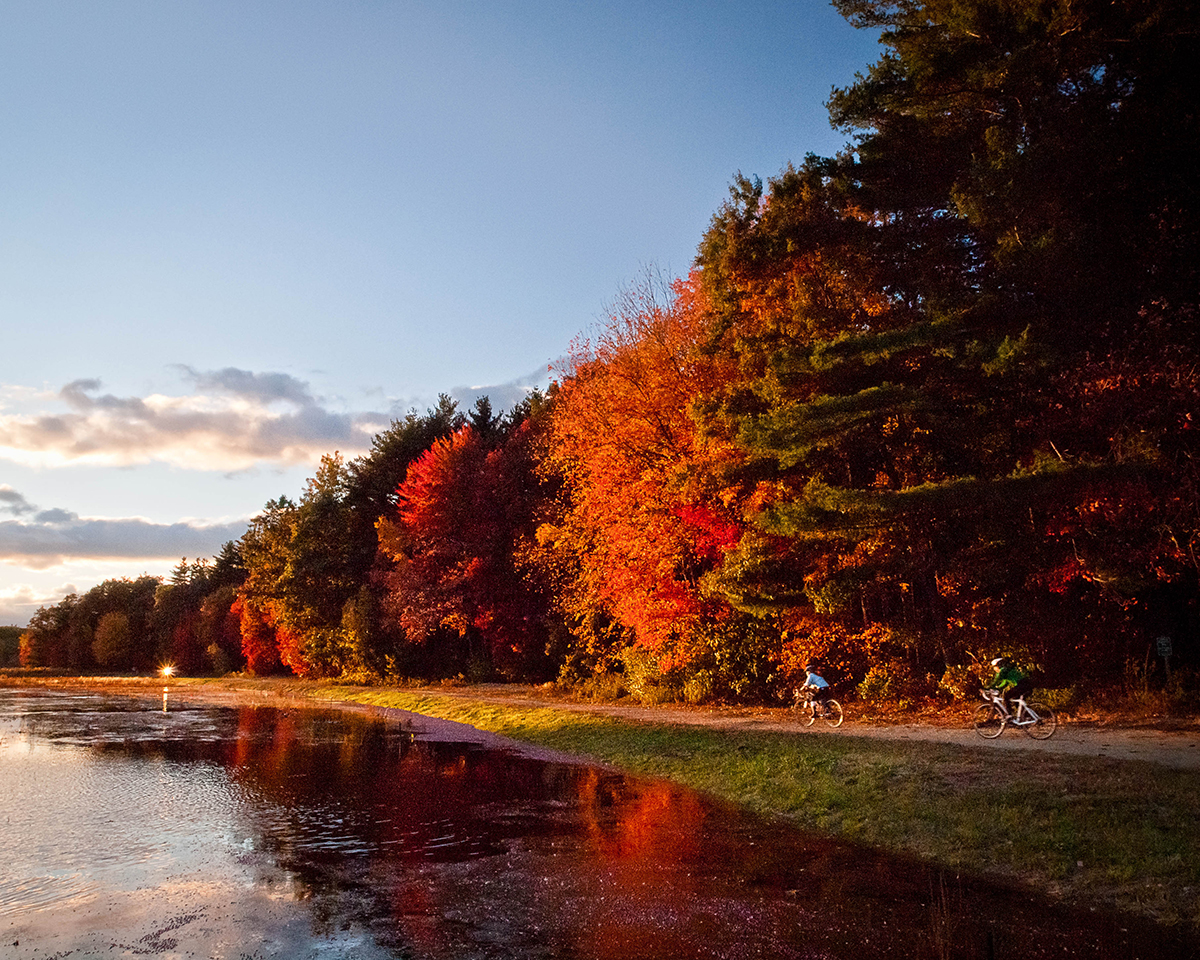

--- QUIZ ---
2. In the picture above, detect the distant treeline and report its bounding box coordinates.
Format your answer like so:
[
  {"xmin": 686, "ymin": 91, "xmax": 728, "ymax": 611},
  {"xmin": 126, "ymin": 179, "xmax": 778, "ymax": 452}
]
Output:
[
  {"xmin": 19, "ymin": 1, "xmax": 1199, "ymax": 704},
  {"xmin": 1, "ymin": 626, "xmax": 22, "ymax": 668}
]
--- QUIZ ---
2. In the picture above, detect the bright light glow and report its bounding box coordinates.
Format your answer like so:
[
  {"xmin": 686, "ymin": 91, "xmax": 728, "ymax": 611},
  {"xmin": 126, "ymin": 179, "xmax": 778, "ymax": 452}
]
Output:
[{"xmin": 161, "ymin": 665, "xmax": 174, "ymax": 678}]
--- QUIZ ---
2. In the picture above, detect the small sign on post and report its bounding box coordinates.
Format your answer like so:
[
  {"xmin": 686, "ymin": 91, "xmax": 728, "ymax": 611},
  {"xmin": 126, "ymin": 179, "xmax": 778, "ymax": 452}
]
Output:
[{"xmin": 1157, "ymin": 635, "xmax": 1173, "ymax": 677}]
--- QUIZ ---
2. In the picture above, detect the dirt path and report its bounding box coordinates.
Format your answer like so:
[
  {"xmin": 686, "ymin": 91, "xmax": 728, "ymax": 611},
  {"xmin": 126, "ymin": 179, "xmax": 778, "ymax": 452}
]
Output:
[
  {"xmin": 9, "ymin": 675, "xmax": 1199, "ymax": 770},
  {"xmin": 422, "ymin": 683, "xmax": 1200, "ymax": 770}
]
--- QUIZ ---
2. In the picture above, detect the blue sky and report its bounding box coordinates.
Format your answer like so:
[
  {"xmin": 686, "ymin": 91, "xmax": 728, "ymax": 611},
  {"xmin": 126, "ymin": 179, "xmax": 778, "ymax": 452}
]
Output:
[{"xmin": 0, "ymin": 0, "xmax": 880, "ymax": 625}]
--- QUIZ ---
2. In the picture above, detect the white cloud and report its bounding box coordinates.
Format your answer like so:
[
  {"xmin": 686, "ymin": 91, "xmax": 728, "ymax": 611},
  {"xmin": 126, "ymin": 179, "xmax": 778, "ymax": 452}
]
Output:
[
  {"xmin": 0, "ymin": 366, "xmax": 558, "ymax": 474},
  {"xmin": 0, "ymin": 583, "xmax": 68, "ymax": 626},
  {"xmin": 0, "ymin": 371, "xmax": 394, "ymax": 471},
  {"xmin": 0, "ymin": 486, "xmax": 247, "ymax": 570}
]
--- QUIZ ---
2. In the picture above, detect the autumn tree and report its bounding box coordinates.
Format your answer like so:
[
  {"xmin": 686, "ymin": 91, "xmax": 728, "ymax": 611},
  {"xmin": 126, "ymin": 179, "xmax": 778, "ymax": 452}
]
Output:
[
  {"xmin": 20, "ymin": 577, "xmax": 160, "ymax": 671},
  {"xmin": 534, "ymin": 268, "xmax": 771, "ymax": 697},
  {"xmin": 378, "ymin": 405, "xmax": 561, "ymax": 680},
  {"xmin": 233, "ymin": 397, "xmax": 472, "ymax": 679},
  {"xmin": 690, "ymin": 0, "xmax": 1200, "ymax": 694},
  {"xmin": 347, "ymin": 395, "xmax": 465, "ymax": 524},
  {"xmin": 0, "ymin": 626, "xmax": 21, "ymax": 668},
  {"xmin": 20, "ymin": 595, "xmax": 78, "ymax": 668},
  {"xmin": 92, "ymin": 611, "xmax": 133, "ymax": 670}
]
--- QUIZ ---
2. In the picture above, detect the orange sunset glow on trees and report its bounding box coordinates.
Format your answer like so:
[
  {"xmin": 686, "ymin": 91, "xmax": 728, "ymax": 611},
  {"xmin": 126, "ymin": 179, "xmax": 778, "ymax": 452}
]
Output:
[{"xmin": 535, "ymin": 269, "xmax": 776, "ymax": 694}]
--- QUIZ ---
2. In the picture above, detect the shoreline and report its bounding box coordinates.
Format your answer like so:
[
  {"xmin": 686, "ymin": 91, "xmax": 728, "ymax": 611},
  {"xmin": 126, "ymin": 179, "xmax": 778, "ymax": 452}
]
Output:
[{"xmin": 6, "ymin": 674, "xmax": 1200, "ymax": 928}]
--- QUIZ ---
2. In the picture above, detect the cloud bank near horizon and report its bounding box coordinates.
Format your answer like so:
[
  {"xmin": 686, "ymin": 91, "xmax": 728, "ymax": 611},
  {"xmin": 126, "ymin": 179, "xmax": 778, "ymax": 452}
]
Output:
[
  {"xmin": 0, "ymin": 372, "xmax": 388, "ymax": 471},
  {"xmin": 1, "ymin": 484, "xmax": 249, "ymax": 570},
  {"xmin": 0, "ymin": 582, "xmax": 71, "ymax": 625},
  {"xmin": 0, "ymin": 366, "xmax": 551, "ymax": 473}
]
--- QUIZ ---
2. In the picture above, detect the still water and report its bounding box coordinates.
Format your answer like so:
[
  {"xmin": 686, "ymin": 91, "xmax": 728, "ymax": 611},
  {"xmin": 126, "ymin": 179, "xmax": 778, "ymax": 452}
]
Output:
[{"xmin": 0, "ymin": 688, "xmax": 1184, "ymax": 959}]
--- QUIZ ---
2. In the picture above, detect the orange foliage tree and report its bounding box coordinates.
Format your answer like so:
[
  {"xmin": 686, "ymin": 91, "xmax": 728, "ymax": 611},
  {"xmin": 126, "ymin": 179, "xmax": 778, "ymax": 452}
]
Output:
[
  {"xmin": 539, "ymin": 268, "xmax": 747, "ymax": 673},
  {"xmin": 233, "ymin": 596, "xmax": 283, "ymax": 676}
]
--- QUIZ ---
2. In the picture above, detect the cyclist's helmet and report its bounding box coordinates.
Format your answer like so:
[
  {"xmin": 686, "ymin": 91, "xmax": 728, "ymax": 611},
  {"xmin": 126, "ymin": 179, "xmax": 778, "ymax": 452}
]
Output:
[{"xmin": 991, "ymin": 656, "xmax": 1009, "ymax": 668}]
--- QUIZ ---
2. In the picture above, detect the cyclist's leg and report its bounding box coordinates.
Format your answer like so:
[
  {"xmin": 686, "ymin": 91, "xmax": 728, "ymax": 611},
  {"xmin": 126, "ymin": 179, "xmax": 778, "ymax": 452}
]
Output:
[{"xmin": 1010, "ymin": 678, "xmax": 1033, "ymax": 718}]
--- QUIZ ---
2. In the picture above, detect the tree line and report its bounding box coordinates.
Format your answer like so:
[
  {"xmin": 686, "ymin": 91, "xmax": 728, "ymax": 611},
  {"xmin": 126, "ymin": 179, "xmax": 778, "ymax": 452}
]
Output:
[{"xmin": 19, "ymin": 0, "xmax": 1199, "ymax": 704}]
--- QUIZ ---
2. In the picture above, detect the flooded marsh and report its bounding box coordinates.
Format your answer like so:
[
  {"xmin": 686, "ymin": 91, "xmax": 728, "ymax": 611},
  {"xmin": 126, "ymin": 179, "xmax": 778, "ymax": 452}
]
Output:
[{"xmin": 0, "ymin": 688, "xmax": 1189, "ymax": 959}]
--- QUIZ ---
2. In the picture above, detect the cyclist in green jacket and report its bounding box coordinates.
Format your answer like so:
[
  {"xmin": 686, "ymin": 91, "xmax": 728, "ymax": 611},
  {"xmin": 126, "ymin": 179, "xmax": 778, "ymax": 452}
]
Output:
[{"xmin": 989, "ymin": 656, "xmax": 1033, "ymax": 717}]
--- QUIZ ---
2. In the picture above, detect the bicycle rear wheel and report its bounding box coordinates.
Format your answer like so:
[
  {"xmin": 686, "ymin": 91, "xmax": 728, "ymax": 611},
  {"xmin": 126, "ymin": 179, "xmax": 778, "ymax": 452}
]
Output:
[
  {"xmin": 823, "ymin": 700, "xmax": 844, "ymax": 728},
  {"xmin": 973, "ymin": 702, "xmax": 1005, "ymax": 739},
  {"xmin": 1023, "ymin": 702, "xmax": 1057, "ymax": 739}
]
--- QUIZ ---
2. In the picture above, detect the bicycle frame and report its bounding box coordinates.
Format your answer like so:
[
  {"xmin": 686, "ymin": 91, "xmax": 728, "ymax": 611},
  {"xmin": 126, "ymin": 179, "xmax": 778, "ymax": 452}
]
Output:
[
  {"xmin": 976, "ymin": 689, "xmax": 1056, "ymax": 740},
  {"xmin": 983, "ymin": 690, "xmax": 1040, "ymax": 726},
  {"xmin": 794, "ymin": 685, "xmax": 829, "ymax": 711}
]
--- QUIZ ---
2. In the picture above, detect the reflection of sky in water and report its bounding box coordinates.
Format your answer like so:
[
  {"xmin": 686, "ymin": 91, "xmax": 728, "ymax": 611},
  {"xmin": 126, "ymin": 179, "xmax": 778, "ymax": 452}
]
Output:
[
  {"xmin": 0, "ymin": 692, "xmax": 400, "ymax": 959},
  {"xmin": 0, "ymin": 689, "xmax": 1181, "ymax": 960},
  {"xmin": 1, "ymin": 744, "xmax": 253, "ymax": 911}
]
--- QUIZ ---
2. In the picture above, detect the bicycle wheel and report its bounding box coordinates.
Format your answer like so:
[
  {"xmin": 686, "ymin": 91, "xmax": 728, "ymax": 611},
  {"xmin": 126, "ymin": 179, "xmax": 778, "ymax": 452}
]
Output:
[
  {"xmin": 1023, "ymin": 701, "xmax": 1057, "ymax": 740},
  {"xmin": 973, "ymin": 702, "xmax": 1005, "ymax": 739},
  {"xmin": 823, "ymin": 700, "xmax": 844, "ymax": 728}
]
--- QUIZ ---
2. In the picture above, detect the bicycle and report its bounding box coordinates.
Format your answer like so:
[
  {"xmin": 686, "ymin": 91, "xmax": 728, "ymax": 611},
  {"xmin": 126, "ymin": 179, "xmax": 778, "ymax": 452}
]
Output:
[
  {"xmin": 792, "ymin": 685, "xmax": 844, "ymax": 728},
  {"xmin": 973, "ymin": 688, "xmax": 1057, "ymax": 740}
]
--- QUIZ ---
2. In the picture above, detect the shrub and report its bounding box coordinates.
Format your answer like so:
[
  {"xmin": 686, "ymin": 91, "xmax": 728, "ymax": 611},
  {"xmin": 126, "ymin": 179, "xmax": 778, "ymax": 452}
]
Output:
[
  {"xmin": 1037, "ymin": 685, "xmax": 1081, "ymax": 711},
  {"xmin": 574, "ymin": 670, "xmax": 629, "ymax": 702},
  {"xmin": 683, "ymin": 669, "xmax": 715, "ymax": 705},
  {"xmin": 620, "ymin": 646, "xmax": 683, "ymax": 704},
  {"xmin": 856, "ymin": 658, "xmax": 933, "ymax": 708},
  {"xmin": 938, "ymin": 663, "xmax": 985, "ymax": 701}
]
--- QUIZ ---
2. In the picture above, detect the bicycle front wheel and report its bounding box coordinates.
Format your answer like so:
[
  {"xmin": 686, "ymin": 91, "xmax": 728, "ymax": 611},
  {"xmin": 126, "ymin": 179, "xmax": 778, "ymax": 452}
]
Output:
[
  {"xmin": 823, "ymin": 700, "xmax": 844, "ymax": 728},
  {"xmin": 973, "ymin": 702, "xmax": 1005, "ymax": 739},
  {"xmin": 1023, "ymin": 702, "xmax": 1057, "ymax": 739}
]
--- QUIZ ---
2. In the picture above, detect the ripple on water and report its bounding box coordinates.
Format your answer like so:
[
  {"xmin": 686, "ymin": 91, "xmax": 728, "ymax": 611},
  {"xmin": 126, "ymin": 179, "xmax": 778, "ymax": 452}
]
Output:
[{"xmin": 0, "ymin": 727, "xmax": 252, "ymax": 921}]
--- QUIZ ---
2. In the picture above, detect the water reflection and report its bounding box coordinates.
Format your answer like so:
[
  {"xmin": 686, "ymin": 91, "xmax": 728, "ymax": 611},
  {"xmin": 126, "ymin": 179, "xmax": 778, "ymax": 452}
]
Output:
[{"xmin": 0, "ymin": 688, "xmax": 1188, "ymax": 959}]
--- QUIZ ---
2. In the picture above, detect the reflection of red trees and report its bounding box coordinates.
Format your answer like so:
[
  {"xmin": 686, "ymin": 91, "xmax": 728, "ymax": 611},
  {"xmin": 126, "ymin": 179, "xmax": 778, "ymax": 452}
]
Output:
[
  {"xmin": 574, "ymin": 768, "xmax": 704, "ymax": 864},
  {"xmin": 221, "ymin": 707, "xmax": 750, "ymax": 960}
]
